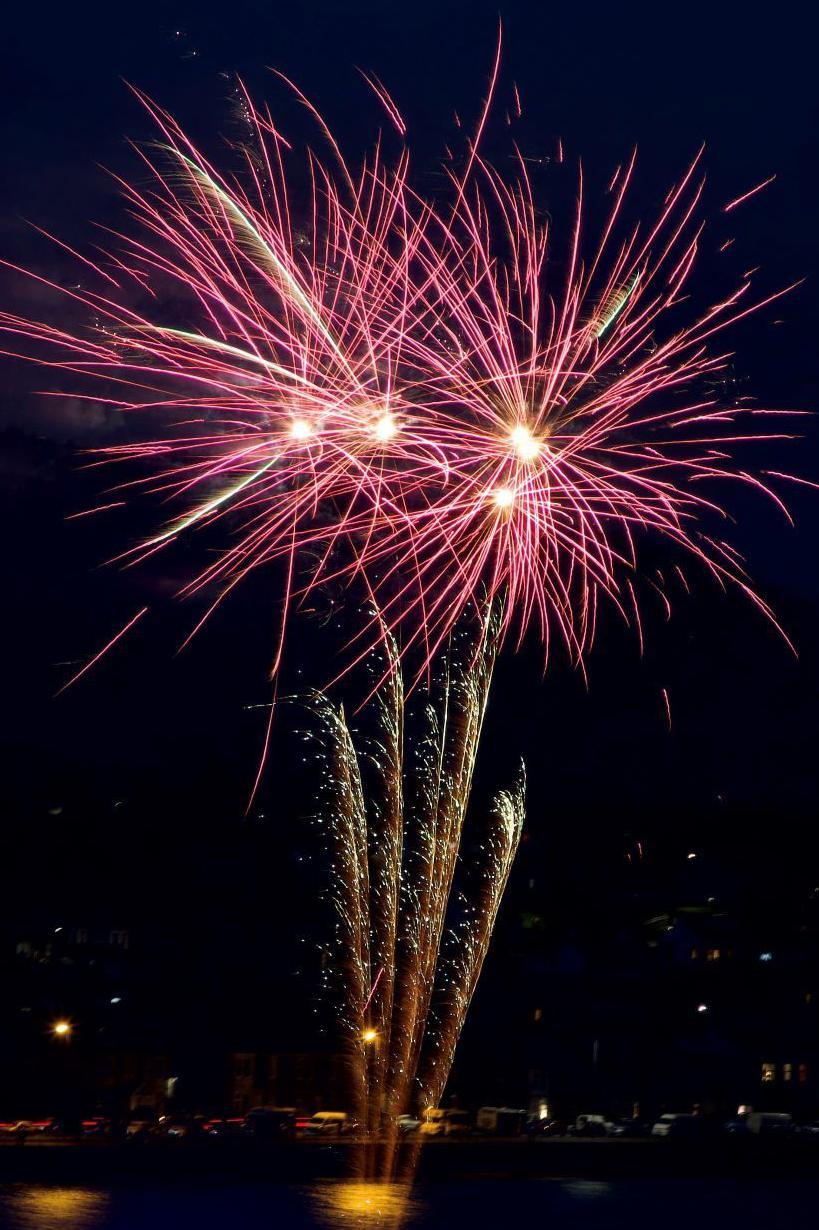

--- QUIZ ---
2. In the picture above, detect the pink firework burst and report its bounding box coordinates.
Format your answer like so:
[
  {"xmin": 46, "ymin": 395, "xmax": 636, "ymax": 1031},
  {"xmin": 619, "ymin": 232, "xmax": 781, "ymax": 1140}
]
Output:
[
  {"xmin": 347, "ymin": 143, "xmax": 801, "ymax": 673},
  {"xmin": 0, "ymin": 73, "xmax": 802, "ymax": 694}
]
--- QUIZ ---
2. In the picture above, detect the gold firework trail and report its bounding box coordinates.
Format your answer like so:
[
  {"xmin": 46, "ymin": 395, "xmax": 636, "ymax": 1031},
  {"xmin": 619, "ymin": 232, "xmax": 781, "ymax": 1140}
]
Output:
[{"xmin": 300, "ymin": 603, "xmax": 524, "ymax": 1176}]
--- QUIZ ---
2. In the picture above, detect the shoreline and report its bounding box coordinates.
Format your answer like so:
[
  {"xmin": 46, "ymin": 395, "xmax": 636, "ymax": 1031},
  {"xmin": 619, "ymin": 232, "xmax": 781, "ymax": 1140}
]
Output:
[{"xmin": 1, "ymin": 1137, "xmax": 817, "ymax": 1186}]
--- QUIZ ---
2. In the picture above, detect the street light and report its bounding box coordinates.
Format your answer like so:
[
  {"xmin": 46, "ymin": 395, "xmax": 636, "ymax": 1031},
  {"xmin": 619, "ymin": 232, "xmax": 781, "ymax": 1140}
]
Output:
[
  {"xmin": 362, "ymin": 1028, "xmax": 377, "ymax": 1044},
  {"xmin": 52, "ymin": 1020, "xmax": 72, "ymax": 1039}
]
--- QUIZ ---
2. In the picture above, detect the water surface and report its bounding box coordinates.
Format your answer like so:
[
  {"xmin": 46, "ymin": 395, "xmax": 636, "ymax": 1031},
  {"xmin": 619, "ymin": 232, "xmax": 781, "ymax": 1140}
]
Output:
[{"xmin": 1, "ymin": 1178, "xmax": 816, "ymax": 1229}]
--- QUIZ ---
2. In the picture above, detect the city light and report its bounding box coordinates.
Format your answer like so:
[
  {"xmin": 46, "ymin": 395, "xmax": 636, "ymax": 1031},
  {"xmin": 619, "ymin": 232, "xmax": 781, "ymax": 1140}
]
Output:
[
  {"xmin": 362, "ymin": 1028, "xmax": 378, "ymax": 1044},
  {"xmin": 696, "ymin": 1003, "xmax": 709, "ymax": 1014},
  {"xmin": 52, "ymin": 1020, "xmax": 72, "ymax": 1038}
]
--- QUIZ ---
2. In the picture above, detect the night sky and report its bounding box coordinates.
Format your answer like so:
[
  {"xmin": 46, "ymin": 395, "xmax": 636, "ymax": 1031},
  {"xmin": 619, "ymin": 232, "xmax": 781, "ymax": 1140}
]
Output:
[{"xmin": 2, "ymin": 1, "xmax": 818, "ymax": 951}]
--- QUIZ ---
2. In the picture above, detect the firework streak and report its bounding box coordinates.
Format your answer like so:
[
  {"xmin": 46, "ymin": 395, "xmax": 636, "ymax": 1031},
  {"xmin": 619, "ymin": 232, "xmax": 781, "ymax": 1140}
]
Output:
[{"xmin": 298, "ymin": 603, "xmax": 524, "ymax": 1174}]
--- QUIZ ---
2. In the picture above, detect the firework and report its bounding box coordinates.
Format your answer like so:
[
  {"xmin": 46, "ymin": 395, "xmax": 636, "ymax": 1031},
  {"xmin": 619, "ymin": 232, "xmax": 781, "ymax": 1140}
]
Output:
[
  {"xmin": 385, "ymin": 605, "xmax": 501, "ymax": 1125},
  {"xmin": 0, "ymin": 67, "xmax": 800, "ymax": 1193},
  {"xmin": 0, "ymin": 79, "xmax": 797, "ymax": 696},
  {"xmin": 344, "ymin": 146, "xmax": 797, "ymax": 676},
  {"xmin": 299, "ymin": 602, "xmax": 522, "ymax": 1173},
  {"xmin": 415, "ymin": 761, "xmax": 525, "ymax": 1113}
]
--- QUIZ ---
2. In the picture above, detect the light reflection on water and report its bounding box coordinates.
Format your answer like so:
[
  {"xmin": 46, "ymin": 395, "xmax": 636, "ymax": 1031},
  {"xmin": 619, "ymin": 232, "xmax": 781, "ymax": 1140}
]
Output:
[
  {"xmin": 3, "ymin": 1187, "xmax": 109, "ymax": 1229},
  {"xmin": 0, "ymin": 1176, "xmax": 817, "ymax": 1229},
  {"xmin": 310, "ymin": 1181, "xmax": 421, "ymax": 1229},
  {"xmin": 560, "ymin": 1180, "xmax": 613, "ymax": 1200}
]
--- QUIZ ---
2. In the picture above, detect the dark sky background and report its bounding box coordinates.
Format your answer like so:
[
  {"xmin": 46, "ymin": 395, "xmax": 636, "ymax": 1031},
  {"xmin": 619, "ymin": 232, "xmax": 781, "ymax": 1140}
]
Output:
[{"xmin": 1, "ymin": 1, "xmax": 818, "ymax": 956}]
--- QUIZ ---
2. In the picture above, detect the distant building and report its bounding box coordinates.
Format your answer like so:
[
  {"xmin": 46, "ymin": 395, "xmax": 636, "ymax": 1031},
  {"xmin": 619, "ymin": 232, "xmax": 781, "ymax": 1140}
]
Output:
[
  {"xmin": 229, "ymin": 1051, "xmax": 349, "ymax": 1113},
  {"xmin": 94, "ymin": 1050, "xmax": 171, "ymax": 1116},
  {"xmin": 456, "ymin": 832, "xmax": 819, "ymax": 1121}
]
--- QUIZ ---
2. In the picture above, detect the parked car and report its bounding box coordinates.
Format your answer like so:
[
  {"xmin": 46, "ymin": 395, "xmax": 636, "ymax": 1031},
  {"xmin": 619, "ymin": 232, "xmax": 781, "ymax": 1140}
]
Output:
[
  {"xmin": 81, "ymin": 1117, "xmax": 111, "ymax": 1137},
  {"xmin": 569, "ymin": 1114, "xmax": 614, "ymax": 1137},
  {"xmin": 125, "ymin": 1114, "xmax": 156, "ymax": 1140},
  {"xmin": 723, "ymin": 1116, "xmax": 750, "ymax": 1135},
  {"xmin": 476, "ymin": 1107, "xmax": 528, "ymax": 1136},
  {"xmin": 651, "ymin": 1113, "xmax": 702, "ymax": 1139},
  {"xmin": 609, "ymin": 1118, "xmax": 651, "ymax": 1138},
  {"xmin": 419, "ymin": 1108, "xmax": 471, "ymax": 1137},
  {"xmin": 156, "ymin": 1116, "xmax": 205, "ymax": 1140},
  {"xmin": 203, "ymin": 1117, "xmax": 245, "ymax": 1139},
  {"xmin": 746, "ymin": 1112, "xmax": 794, "ymax": 1137},
  {"xmin": 17, "ymin": 1119, "xmax": 56, "ymax": 1135},
  {"xmin": 525, "ymin": 1116, "xmax": 566, "ymax": 1137},
  {"xmin": 301, "ymin": 1111, "xmax": 349, "ymax": 1136},
  {"xmin": 243, "ymin": 1107, "xmax": 296, "ymax": 1139}
]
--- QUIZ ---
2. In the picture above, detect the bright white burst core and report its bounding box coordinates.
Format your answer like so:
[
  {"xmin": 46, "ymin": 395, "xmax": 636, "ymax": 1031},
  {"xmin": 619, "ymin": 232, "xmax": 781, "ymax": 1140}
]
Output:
[
  {"xmin": 509, "ymin": 423, "xmax": 540, "ymax": 461},
  {"xmin": 493, "ymin": 486, "xmax": 515, "ymax": 509},
  {"xmin": 289, "ymin": 418, "xmax": 313, "ymax": 439},
  {"xmin": 373, "ymin": 413, "xmax": 397, "ymax": 443}
]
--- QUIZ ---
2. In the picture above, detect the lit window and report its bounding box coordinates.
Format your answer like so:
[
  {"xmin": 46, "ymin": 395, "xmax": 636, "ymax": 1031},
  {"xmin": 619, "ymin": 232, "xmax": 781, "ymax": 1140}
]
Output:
[
  {"xmin": 690, "ymin": 948, "xmax": 699, "ymax": 961},
  {"xmin": 798, "ymin": 1064, "xmax": 809, "ymax": 1084},
  {"xmin": 761, "ymin": 1063, "xmax": 776, "ymax": 1084},
  {"xmin": 759, "ymin": 952, "xmax": 773, "ymax": 962},
  {"xmin": 783, "ymin": 1064, "xmax": 793, "ymax": 1083},
  {"xmin": 706, "ymin": 948, "xmax": 721, "ymax": 962},
  {"xmin": 533, "ymin": 1007, "xmax": 543, "ymax": 1022}
]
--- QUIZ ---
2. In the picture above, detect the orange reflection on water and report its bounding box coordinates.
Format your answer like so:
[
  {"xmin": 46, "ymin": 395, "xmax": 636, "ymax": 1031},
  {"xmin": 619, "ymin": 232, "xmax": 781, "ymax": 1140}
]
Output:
[
  {"xmin": 311, "ymin": 1180, "xmax": 421, "ymax": 1229},
  {"xmin": 7, "ymin": 1186, "xmax": 109, "ymax": 1228}
]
